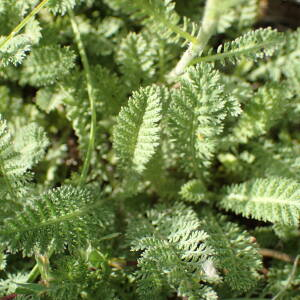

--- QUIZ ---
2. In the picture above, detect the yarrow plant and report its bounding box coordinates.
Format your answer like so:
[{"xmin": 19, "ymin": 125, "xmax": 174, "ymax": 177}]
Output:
[{"xmin": 1, "ymin": 0, "xmax": 300, "ymax": 299}]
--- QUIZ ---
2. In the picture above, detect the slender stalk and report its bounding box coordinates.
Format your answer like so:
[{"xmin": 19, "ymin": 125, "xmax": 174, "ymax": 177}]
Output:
[
  {"xmin": 0, "ymin": 0, "xmax": 49, "ymax": 50},
  {"xmin": 27, "ymin": 264, "xmax": 40, "ymax": 283},
  {"xmin": 68, "ymin": 10, "xmax": 97, "ymax": 185},
  {"xmin": 259, "ymin": 248, "xmax": 295, "ymax": 264},
  {"xmin": 1, "ymin": 2, "xmax": 51, "ymax": 284},
  {"xmin": 167, "ymin": 0, "xmax": 220, "ymax": 81},
  {"xmin": 272, "ymin": 255, "xmax": 300, "ymax": 300},
  {"xmin": 190, "ymin": 39, "xmax": 280, "ymax": 65},
  {"xmin": 36, "ymin": 253, "xmax": 52, "ymax": 285},
  {"xmin": 27, "ymin": 247, "xmax": 55, "ymax": 283},
  {"xmin": 26, "ymin": 6, "xmax": 96, "ymax": 285},
  {"xmin": 141, "ymin": 1, "xmax": 198, "ymax": 45}
]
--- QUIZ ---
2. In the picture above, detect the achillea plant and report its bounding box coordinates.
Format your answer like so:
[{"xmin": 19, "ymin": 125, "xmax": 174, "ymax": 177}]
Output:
[{"xmin": 1, "ymin": 0, "xmax": 300, "ymax": 299}]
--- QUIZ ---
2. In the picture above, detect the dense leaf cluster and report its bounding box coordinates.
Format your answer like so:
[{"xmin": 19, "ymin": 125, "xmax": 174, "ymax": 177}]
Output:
[{"xmin": 1, "ymin": 0, "xmax": 300, "ymax": 299}]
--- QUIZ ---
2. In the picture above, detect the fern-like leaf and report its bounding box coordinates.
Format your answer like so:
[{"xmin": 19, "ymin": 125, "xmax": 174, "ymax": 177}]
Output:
[
  {"xmin": 179, "ymin": 180, "xmax": 209, "ymax": 203},
  {"xmin": 0, "ymin": 115, "xmax": 30, "ymax": 206},
  {"xmin": 127, "ymin": 203, "xmax": 218, "ymax": 300},
  {"xmin": 221, "ymin": 177, "xmax": 300, "ymax": 226},
  {"xmin": 35, "ymin": 86, "xmax": 63, "ymax": 113},
  {"xmin": 61, "ymin": 65, "xmax": 126, "ymax": 154},
  {"xmin": 193, "ymin": 28, "xmax": 284, "ymax": 65},
  {"xmin": 112, "ymin": 0, "xmax": 197, "ymax": 45},
  {"xmin": 250, "ymin": 28, "xmax": 300, "ymax": 93},
  {"xmin": 1, "ymin": 185, "xmax": 113, "ymax": 255},
  {"xmin": 0, "ymin": 116, "xmax": 48, "ymax": 210},
  {"xmin": 217, "ymin": 0, "xmax": 258, "ymax": 33},
  {"xmin": 0, "ymin": 272, "xmax": 28, "ymax": 296},
  {"xmin": 116, "ymin": 32, "xmax": 157, "ymax": 90},
  {"xmin": 14, "ymin": 123, "xmax": 49, "ymax": 170},
  {"xmin": 20, "ymin": 45, "xmax": 76, "ymax": 87},
  {"xmin": 169, "ymin": 63, "xmax": 238, "ymax": 176},
  {"xmin": 202, "ymin": 214, "xmax": 262, "ymax": 291},
  {"xmin": 47, "ymin": 0, "xmax": 82, "ymax": 15},
  {"xmin": 0, "ymin": 35, "xmax": 31, "ymax": 67},
  {"xmin": 114, "ymin": 85, "xmax": 162, "ymax": 176},
  {"xmin": 229, "ymin": 83, "xmax": 292, "ymax": 144}
]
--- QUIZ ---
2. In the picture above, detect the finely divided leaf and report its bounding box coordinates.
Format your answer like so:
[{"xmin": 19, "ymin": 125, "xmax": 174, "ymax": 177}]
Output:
[
  {"xmin": 47, "ymin": 0, "xmax": 81, "ymax": 15},
  {"xmin": 179, "ymin": 180, "xmax": 208, "ymax": 203},
  {"xmin": 0, "ymin": 35, "xmax": 31, "ymax": 67},
  {"xmin": 1, "ymin": 185, "xmax": 112, "ymax": 255},
  {"xmin": 14, "ymin": 123, "xmax": 49, "ymax": 170},
  {"xmin": 114, "ymin": 85, "xmax": 162, "ymax": 175},
  {"xmin": 127, "ymin": 203, "xmax": 218, "ymax": 300},
  {"xmin": 169, "ymin": 63, "xmax": 236, "ymax": 175},
  {"xmin": 221, "ymin": 177, "xmax": 300, "ymax": 226},
  {"xmin": 117, "ymin": 32, "xmax": 156, "ymax": 90},
  {"xmin": 20, "ymin": 45, "xmax": 76, "ymax": 86},
  {"xmin": 195, "ymin": 28, "xmax": 284, "ymax": 64},
  {"xmin": 202, "ymin": 214, "xmax": 261, "ymax": 291}
]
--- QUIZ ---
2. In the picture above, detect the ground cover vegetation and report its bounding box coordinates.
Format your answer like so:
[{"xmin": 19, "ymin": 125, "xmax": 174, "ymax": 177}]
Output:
[{"xmin": 1, "ymin": 0, "xmax": 300, "ymax": 299}]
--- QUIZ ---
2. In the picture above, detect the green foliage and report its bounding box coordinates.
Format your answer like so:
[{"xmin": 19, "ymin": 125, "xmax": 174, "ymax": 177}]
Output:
[
  {"xmin": 196, "ymin": 28, "xmax": 284, "ymax": 64},
  {"xmin": 0, "ymin": 272, "xmax": 28, "ymax": 297},
  {"xmin": 14, "ymin": 123, "xmax": 49, "ymax": 170},
  {"xmin": 169, "ymin": 63, "xmax": 240, "ymax": 175},
  {"xmin": 0, "ymin": 1, "xmax": 42, "ymax": 68},
  {"xmin": 0, "ymin": 35, "xmax": 31, "ymax": 67},
  {"xmin": 116, "ymin": 32, "xmax": 157, "ymax": 90},
  {"xmin": 1, "ymin": 185, "xmax": 113, "ymax": 255},
  {"xmin": 109, "ymin": 0, "xmax": 197, "ymax": 45},
  {"xmin": 221, "ymin": 177, "xmax": 300, "ymax": 226},
  {"xmin": 47, "ymin": 0, "xmax": 81, "ymax": 15},
  {"xmin": 202, "ymin": 214, "xmax": 261, "ymax": 292},
  {"xmin": 0, "ymin": 0, "xmax": 300, "ymax": 299},
  {"xmin": 113, "ymin": 85, "xmax": 162, "ymax": 183},
  {"xmin": 217, "ymin": 0, "xmax": 258, "ymax": 32},
  {"xmin": 229, "ymin": 83, "xmax": 292, "ymax": 144},
  {"xmin": 0, "ymin": 116, "xmax": 42, "ymax": 212},
  {"xmin": 251, "ymin": 28, "xmax": 300, "ymax": 93},
  {"xmin": 180, "ymin": 180, "xmax": 208, "ymax": 203},
  {"xmin": 127, "ymin": 203, "xmax": 218, "ymax": 300},
  {"xmin": 20, "ymin": 46, "xmax": 76, "ymax": 86}
]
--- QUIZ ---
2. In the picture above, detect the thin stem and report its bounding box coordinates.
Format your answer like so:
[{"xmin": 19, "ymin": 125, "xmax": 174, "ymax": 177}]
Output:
[
  {"xmin": 272, "ymin": 255, "xmax": 300, "ymax": 300},
  {"xmin": 36, "ymin": 253, "xmax": 52, "ymax": 285},
  {"xmin": 0, "ymin": 0, "xmax": 50, "ymax": 50},
  {"xmin": 27, "ymin": 264, "xmax": 40, "ymax": 283},
  {"xmin": 27, "ymin": 247, "xmax": 55, "ymax": 283},
  {"xmin": 259, "ymin": 248, "xmax": 295, "ymax": 264},
  {"xmin": 167, "ymin": 0, "xmax": 220, "ymax": 81},
  {"xmin": 140, "ymin": 1, "xmax": 198, "ymax": 45},
  {"xmin": 189, "ymin": 40, "xmax": 279, "ymax": 65},
  {"xmin": 68, "ymin": 10, "xmax": 97, "ymax": 185}
]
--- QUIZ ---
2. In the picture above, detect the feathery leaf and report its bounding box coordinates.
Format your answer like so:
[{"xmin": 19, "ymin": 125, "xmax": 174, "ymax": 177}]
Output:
[
  {"xmin": 114, "ymin": 85, "xmax": 162, "ymax": 176},
  {"xmin": 1, "ymin": 185, "xmax": 113, "ymax": 255},
  {"xmin": 127, "ymin": 203, "xmax": 218, "ymax": 300},
  {"xmin": 221, "ymin": 177, "xmax": 300, "ymax": 226}
]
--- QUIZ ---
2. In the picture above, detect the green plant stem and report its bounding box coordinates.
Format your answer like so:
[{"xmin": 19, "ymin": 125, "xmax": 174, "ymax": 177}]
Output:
[
  {"xmin": 26, "ymin": 7, "xmax": 96, "ymax": 284},
  {"xmin": 0, "ymin": 0, "xmax": 50, "ymax": 50},
  {"xmin": 68, "ymin": 10, "xmax": 97, "ymax": 185},
  {"xmin": 272, "ymin": 255, "xmax": 300, "ymax": 300},
  {"xmin": 27, "ymin": 248, "xmax": 55, "ymax": 283},
  {"xmin": 167, "ymin": 0, "xmax": 220, "ymax": 81},
  {"xmin": 1, "ymin": 1, "xmax": 51, "ymax": 284},
  {"xmin": 190, "ymin": 39, "xmax": 280, "ymax": 65},
  {"xmin": 36, "ymin": 253, "xmax": 52, "ymax": 284},
  {"xmin": 27, "ymin": 264, "xmax": 40, "ymax": 283},
  {"xmin": 141, "ymin": 1, "xmax": 198, "ymax": 45}
]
